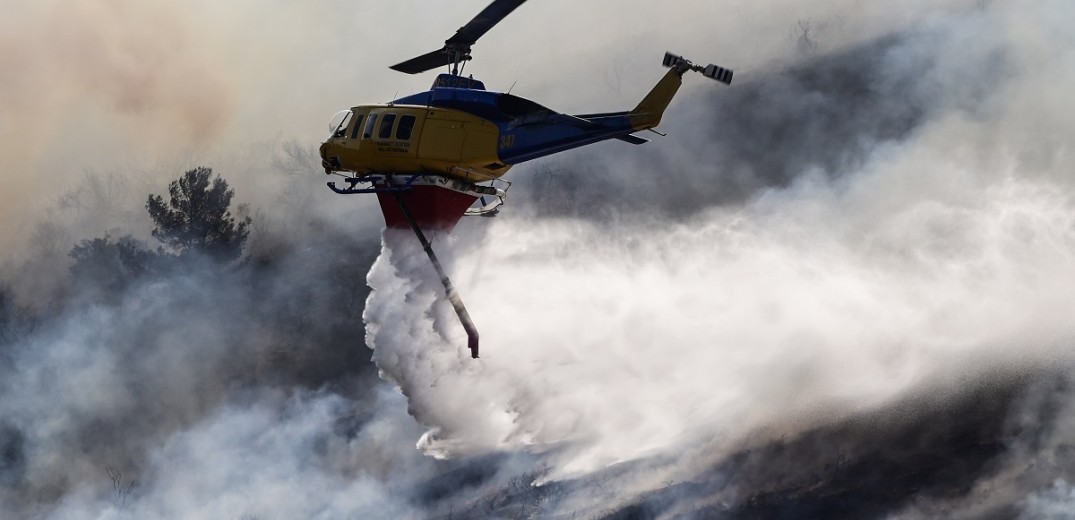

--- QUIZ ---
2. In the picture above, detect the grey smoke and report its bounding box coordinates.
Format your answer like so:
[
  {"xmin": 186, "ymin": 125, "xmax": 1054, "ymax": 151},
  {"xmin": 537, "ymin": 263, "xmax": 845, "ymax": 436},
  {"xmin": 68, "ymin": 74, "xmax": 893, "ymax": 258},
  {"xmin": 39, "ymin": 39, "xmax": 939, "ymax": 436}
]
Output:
[
  {"xmin": 516, "ymin": 8, "xmax": 1010, "ymax": 220},
  {"xmin": 368, "ymin": 0, "xmax": 1075, "ymax": 512},
  {"xmin": 3, "ymin": 0, "xmax": 1075, "ymax": 519}
]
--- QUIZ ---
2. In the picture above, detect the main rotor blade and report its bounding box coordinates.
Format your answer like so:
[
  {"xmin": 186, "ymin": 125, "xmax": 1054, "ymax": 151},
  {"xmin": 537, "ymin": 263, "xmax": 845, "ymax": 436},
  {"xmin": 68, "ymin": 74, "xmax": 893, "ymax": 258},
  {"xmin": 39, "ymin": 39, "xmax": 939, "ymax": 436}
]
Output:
[
  {"xmin": 390, "ymin": 0, "xmax": 527, "ymax": 75},
  {"xmin": 390, "ymin": 48, "xmax": 452, "ymax": 74},
  {"xmin": 446, "ymin": 0, "xmax": 527, "ymax": 46}
]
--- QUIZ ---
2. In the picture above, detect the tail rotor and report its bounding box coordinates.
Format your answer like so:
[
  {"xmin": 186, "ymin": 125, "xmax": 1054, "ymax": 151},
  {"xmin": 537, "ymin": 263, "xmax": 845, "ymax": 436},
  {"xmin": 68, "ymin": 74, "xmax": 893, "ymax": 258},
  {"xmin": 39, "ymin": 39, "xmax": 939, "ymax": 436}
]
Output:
[{"xmin": 663, "ymin": 52, "xmax": 733, "ymax": 85}]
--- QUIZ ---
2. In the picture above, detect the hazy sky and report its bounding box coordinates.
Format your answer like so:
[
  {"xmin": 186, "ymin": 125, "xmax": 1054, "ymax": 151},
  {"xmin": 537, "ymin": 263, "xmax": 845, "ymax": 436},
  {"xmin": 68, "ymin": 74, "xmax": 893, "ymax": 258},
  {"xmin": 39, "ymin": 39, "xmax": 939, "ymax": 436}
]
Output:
[{"xmin": 0, "ymin": 0, "xmax": 978, "ymax": 247}]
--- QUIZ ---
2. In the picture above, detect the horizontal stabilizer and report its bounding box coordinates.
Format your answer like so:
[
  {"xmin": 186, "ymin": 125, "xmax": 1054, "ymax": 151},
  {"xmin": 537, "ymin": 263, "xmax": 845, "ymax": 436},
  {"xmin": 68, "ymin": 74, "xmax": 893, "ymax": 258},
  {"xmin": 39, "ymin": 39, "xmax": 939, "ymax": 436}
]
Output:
[
  {"xmin": 574, "ymin": 110, "xmax": 631, "ymax": 121},
  {"xmin": 616, "ymin": 134, "xmax": 649, "ymax": 145}
]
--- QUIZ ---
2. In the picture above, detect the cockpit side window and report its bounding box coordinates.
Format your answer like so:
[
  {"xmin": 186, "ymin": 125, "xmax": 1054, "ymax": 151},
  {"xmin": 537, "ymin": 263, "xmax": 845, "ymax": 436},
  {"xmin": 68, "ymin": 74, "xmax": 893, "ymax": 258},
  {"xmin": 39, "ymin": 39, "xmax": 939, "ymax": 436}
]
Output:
[
  {"xmin": 396, "ymin": 115, "xmax": 417, "ymax": 140},
  {"xmin": 363, "ymin": 114, "xmax": 379, "ymax": 139},
  {"xmin": 331, "ymin": 111, "xmax": 352, "ymax": 138},
  {"xmin": 349, "ymin": 114, "xmax": 365, "ymax": 139},
  {"xmin": 378, "ymin": 114, "xmax": 397, "ymax": 139}
]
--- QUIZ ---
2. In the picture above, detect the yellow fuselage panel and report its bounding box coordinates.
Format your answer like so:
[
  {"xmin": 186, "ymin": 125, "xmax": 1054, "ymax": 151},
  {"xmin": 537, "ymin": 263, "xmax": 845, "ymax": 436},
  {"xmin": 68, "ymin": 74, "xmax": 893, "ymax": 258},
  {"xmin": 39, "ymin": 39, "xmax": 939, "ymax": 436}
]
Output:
[{"xmin": 322, "ymin": 104, "xmax": 510, "ymax": 182}]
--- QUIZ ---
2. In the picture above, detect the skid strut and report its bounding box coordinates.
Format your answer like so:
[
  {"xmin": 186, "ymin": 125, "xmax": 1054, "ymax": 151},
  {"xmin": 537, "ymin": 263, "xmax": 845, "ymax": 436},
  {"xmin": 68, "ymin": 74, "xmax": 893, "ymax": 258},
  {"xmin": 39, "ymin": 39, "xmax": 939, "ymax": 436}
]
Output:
[{"xmin": 391, "ymin": 192, "xmax": 480, "ymax": 358}]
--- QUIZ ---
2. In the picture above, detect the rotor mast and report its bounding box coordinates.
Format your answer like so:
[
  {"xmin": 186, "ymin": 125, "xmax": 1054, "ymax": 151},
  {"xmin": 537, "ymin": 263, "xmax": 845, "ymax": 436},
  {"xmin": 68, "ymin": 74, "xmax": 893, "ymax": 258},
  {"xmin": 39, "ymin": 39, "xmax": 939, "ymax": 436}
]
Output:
[{"xmin": 447, "ymin": 44, "xmax": 471, "ymax": 76}]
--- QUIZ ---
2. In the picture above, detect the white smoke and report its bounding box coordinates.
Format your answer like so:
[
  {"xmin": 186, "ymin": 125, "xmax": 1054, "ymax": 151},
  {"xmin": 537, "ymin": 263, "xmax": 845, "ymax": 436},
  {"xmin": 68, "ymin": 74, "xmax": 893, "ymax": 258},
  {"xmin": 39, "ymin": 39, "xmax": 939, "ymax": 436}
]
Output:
[
  {"xmin": 364, "ymin": 0, "xmax": 1075, "ymax": 482},
  {"xmin": 39, "ymin": 388, "xmax": 432, "ymax": 520},
  {"xmin": 3, "ymin": 0, "xmax": 1075, "ymax": 518},
  {"xmin": 1019, "ymin": 481, "xmax": 1075, "ymax": 520}
]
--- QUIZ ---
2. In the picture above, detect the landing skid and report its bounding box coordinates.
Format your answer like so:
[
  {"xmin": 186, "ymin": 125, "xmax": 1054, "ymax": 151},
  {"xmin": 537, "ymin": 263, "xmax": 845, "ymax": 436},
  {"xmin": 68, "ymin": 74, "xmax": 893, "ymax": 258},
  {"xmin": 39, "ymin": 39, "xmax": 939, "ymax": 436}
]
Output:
[
  {"xmin": 327, "ymin": 174, "xmax": 421, "ymax": 195},
  {"xmin": 391, "ymin": 191, "xmax": 480, "ymax": 358}
]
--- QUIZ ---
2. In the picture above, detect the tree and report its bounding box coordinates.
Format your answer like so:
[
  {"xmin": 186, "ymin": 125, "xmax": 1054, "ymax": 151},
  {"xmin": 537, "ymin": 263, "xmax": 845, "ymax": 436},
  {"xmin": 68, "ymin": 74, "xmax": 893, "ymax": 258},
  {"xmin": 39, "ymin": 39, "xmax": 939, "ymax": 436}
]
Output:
[
  {"xmin": 69, "ymin": 235, "xmax": 154, "ymax": 296},
  {"xmin": 0, "ymin": 286, "xmax": 15, "ymax": 346},
  {"xmin": 145, "ymin": 167, "xmax": 251, "ymax": 262},
  {"xmin": 0, "ymin": 285, "xmax": 34, "ymax": 347}
]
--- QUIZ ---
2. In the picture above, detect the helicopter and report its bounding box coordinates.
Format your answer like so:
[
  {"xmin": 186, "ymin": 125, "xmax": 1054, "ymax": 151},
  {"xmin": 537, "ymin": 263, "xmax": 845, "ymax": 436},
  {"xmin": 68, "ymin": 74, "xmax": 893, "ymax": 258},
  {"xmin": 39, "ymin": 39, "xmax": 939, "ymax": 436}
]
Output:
[{"xmin": 319, "ymin": 0, "xmax": 733, "ymax": 359}]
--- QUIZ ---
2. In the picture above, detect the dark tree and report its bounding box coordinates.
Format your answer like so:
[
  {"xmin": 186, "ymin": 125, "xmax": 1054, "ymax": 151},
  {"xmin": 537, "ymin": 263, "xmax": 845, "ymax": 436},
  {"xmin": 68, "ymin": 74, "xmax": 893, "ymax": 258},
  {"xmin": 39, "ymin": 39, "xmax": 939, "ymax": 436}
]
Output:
[
  {"xmin": 0, "ymin": 286, "xmax": 34, "ymax": 348},
  {"xmin": 69, "ymin": 235, "xmax": 154, "ymax": 296},
  {"xmin": 146, "ymin": 167, "xmax": 251, "ymax": 262},
  {"xmin": 0, "ymin": 286, "xmax": 14, "ymax": 346}
]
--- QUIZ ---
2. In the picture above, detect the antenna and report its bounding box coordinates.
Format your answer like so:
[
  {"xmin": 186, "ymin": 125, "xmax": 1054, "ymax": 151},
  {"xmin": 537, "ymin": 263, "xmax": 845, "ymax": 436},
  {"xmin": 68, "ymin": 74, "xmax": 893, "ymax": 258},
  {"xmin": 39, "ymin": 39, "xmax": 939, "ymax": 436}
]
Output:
[{"xmin": 506, "ymin": 80, "xmax": 517, "ymax": 94}]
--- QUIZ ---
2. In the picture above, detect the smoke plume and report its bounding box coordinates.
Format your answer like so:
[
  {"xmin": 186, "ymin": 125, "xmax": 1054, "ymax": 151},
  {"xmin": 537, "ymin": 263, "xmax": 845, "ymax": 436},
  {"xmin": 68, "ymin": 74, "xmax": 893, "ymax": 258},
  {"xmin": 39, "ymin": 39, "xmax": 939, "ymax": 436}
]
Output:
[
  {"xmin": 364, "ymin": 0, "xmax": 1075, "ymax": 511},
  {"xmin": 3, "ymin": 0, "xmax": 1075, "ymax": 519}
]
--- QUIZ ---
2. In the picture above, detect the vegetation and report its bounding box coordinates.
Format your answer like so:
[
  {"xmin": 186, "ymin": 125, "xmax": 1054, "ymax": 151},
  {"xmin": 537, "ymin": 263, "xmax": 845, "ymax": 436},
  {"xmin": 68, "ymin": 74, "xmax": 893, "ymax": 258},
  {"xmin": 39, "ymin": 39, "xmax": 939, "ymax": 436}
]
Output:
[
  {"xmin": 145, "ymin": 167, "xmax": 251, "ymax": 262},
  {"xmin": 0, "ymin": 162, "xmax": 383, "ymax": 516},
  {"xmin": 61, "ymin": 165, "xmax": 374, "ymax": 386},
  {"xmin": 69, "ymin": 235, "xmax": 154, "ymax": 296}
]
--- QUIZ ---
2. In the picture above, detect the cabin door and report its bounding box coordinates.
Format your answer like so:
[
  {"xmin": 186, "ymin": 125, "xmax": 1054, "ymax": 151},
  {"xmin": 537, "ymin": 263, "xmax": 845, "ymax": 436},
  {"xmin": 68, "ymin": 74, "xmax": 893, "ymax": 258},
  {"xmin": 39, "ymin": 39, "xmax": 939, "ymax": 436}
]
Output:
[{"xmin": 418, "ymin": 121, "xmax": 465, "ymax": 161}]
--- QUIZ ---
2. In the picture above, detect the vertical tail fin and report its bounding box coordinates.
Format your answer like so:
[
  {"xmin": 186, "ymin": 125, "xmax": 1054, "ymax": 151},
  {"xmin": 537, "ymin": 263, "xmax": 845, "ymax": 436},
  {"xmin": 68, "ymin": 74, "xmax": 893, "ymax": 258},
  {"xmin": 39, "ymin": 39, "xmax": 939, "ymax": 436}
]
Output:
[
  {"xmin": 630, "ymin": 52, "xmax": 733, "ymax": 130},
  {"xmin": 630, "ymin": 67, "xmax": 685, "ymax": 130}
]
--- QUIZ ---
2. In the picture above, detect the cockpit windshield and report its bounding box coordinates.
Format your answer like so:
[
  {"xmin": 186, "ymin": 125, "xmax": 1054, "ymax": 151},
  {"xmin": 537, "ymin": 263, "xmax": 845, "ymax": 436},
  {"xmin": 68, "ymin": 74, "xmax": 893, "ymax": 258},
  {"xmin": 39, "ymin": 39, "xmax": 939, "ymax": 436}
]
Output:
[{"xmin": 328, "ymin": 110, "xmax": 352, "ymax": 137}]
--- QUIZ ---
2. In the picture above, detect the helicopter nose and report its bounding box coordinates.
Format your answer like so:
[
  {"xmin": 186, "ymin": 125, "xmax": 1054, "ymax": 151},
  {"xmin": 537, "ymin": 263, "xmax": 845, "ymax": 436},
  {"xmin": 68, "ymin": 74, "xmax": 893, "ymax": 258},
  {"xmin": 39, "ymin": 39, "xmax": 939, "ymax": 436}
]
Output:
[{"xmin": 319, "ymin": 142, "xmax": 336, "ymax": 173}]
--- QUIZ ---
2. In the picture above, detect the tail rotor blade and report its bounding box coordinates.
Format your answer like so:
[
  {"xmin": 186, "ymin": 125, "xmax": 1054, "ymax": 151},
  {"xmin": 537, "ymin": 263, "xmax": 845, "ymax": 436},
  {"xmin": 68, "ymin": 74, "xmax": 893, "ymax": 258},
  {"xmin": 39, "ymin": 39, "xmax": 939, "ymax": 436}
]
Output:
[
  {"xmin": 703, "ymin": 64, "xmax": 734, "ymax": 84},
  {"xmin": 662, "ymin": 52, "xmax": 684, "ymax": 68},
  {"xmin": 663, "ymin": 51, "xmax": 734, "ymax": 85}
]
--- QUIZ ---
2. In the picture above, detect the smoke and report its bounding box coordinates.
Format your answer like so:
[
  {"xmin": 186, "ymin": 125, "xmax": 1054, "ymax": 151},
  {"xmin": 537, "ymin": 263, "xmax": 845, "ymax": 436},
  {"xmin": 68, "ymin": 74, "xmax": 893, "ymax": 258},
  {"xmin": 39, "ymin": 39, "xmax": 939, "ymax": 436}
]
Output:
[
  {"xmin": 364, "ymin": 0, "xmax": 1075, "ymax": 505},
  {"xmin": 0, "ymin": 0, "xmax": 415, "ymax": 250},
  {"xmin": 0, "ymin": 0, "xmax": 976, "ymax": 246},
  {"xmin": 3, "ymin": 0, "xmax": 1075, "ymax": 518},
  {"xmin": 0, "ymin": 0, "xmax": 234, "ymax": 246},
  {"xmin": 34, "ymin": 388, "xmax": 438, "ymax": 520},
  {"xmin": 369, "ymin": 176, "xmax": 1075, "ymax": 476}
]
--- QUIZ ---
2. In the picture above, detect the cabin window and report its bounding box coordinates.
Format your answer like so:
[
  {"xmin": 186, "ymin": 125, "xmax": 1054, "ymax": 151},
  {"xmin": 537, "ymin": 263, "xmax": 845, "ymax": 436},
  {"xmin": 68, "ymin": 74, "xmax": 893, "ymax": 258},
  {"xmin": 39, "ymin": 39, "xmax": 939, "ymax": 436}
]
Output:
[
  {"xmin": 378, "ymin": 114, "xmax": 397, "ymax": 139},
  {"xmin": 363, "ymin": 114, "xmax": 378, "ymax": 139},
  {"xmin": 349, "ymin": 114, "xmax": 365, "ymax": 139},
  {"xmin": 396, "ymin": 115, "xmax": 417, "ymax": 140}
]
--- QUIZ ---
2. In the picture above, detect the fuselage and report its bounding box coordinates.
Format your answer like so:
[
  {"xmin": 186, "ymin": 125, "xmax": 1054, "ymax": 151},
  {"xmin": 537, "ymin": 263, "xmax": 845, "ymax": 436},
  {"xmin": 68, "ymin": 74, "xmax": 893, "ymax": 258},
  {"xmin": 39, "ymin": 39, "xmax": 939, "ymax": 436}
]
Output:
[
  {"xmin": 320, "ymin": 101, "xmax": 509, "ymax": 182},
  {"xmin": 319, "ymin": 71, "xmax": 682, "ymax": 184}
]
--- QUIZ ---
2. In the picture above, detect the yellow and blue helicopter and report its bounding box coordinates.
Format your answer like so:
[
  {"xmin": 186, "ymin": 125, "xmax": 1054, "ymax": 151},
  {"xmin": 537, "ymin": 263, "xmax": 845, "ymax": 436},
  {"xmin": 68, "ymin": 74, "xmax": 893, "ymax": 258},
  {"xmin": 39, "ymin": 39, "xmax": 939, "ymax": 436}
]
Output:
[{"xmin": 319, "ymin": 0, "xmax": 733, "ymax": 358}]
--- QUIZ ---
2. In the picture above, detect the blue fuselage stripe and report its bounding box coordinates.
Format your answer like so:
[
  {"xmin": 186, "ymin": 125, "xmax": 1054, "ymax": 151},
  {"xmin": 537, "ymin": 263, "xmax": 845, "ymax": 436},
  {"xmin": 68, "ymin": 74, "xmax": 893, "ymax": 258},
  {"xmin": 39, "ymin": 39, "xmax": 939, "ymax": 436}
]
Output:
[
  {"xmin": 497, "ymin": 115, "xmax": 636, "ymax": 164},
  {"xmin": 390, "ymin": 87, "xmax": 639, "ymax": 165}
]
